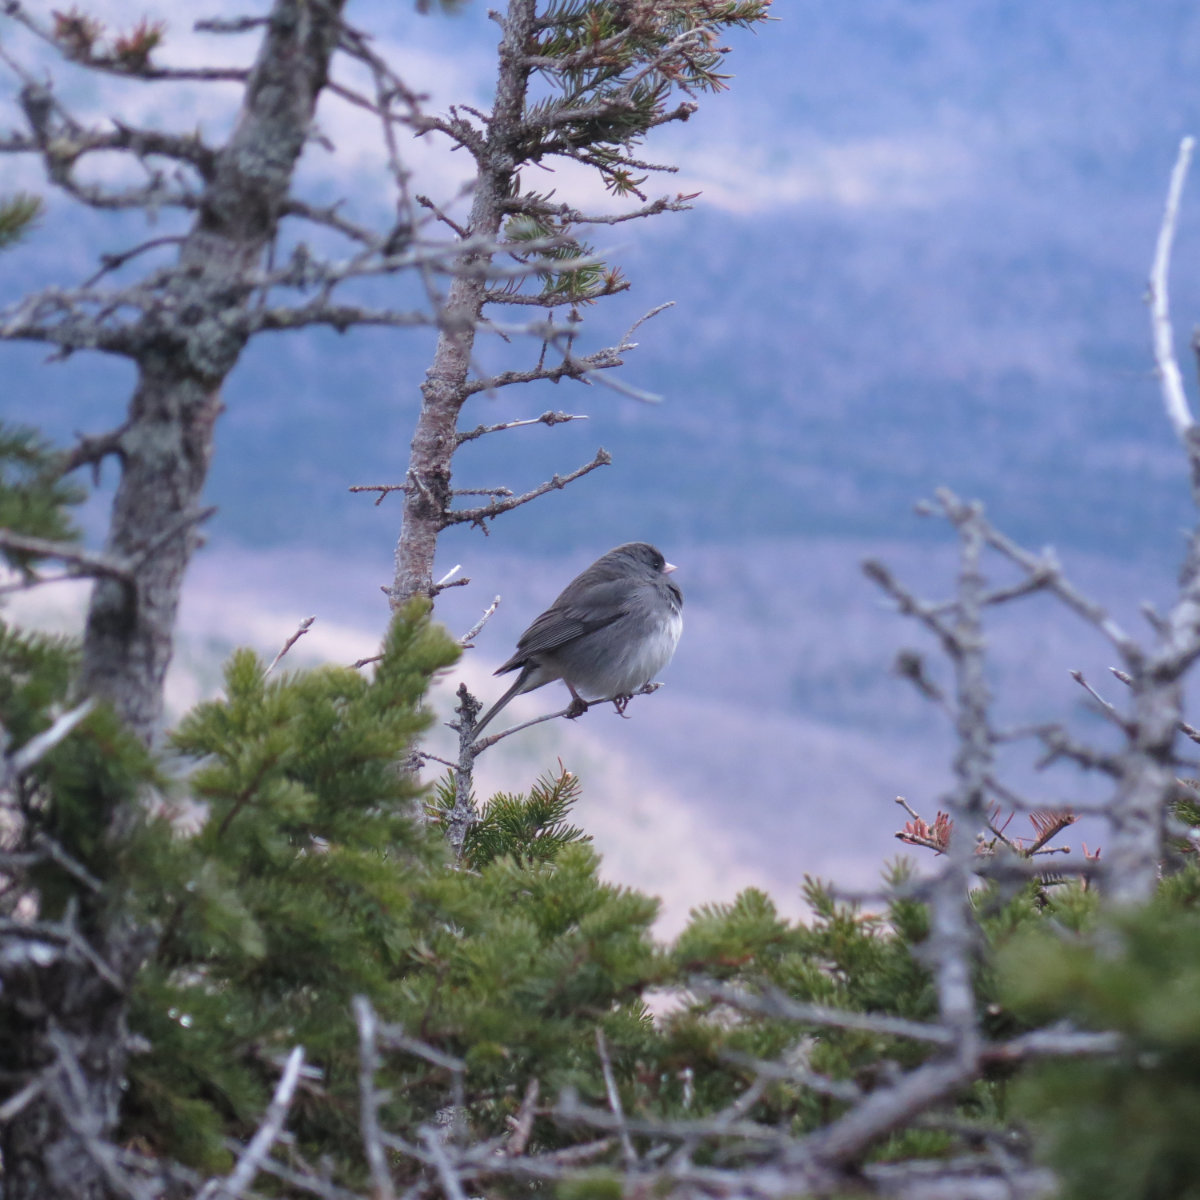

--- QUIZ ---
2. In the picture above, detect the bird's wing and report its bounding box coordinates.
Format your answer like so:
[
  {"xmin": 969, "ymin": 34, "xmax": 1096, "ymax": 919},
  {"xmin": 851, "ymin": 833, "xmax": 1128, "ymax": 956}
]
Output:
[{"xmin": 496, "ymin": 580, "xmax": 631, "ymax": 672}]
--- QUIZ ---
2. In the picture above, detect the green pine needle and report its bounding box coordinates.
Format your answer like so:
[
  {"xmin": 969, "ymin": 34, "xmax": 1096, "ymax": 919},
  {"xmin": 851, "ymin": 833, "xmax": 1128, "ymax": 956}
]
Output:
[{"xmin": 0, "ymin": 192, "xmax": 42, "ymax": 251}]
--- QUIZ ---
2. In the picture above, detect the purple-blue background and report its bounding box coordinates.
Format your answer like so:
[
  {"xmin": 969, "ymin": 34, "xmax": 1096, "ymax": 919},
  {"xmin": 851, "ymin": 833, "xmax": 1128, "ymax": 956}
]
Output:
[{"xmin": 4, "ymin": 1, "xmax": 1199, "ymax": 926}]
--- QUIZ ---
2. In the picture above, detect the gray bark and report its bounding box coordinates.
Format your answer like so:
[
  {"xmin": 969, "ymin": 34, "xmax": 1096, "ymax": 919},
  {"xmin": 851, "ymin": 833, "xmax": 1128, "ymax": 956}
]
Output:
[
  {"xmin": 79, "ymin": 0, "xmax": 345, "ymax": 745},
  {"xmin": 2, "ymin": 4, "xmax": 346, "ymax": 1196},
  {"xmin": 390, "ymin": 0, "xmax": 537, "ymax": 606}
]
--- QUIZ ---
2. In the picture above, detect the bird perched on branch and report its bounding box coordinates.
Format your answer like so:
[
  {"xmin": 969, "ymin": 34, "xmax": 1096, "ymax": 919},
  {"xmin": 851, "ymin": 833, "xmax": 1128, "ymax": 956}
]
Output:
[{"xmin": 472, "ymin": 542, "xmax": 683, "ymax": 741}]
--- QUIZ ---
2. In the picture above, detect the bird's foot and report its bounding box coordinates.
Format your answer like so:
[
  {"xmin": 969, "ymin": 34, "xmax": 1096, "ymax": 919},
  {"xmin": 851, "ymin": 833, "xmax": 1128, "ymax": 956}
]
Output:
[
  {"xmin": 612, "ymin": 694, "xmax": 633, "ymax": 718},
  {"xmin": 565, "ymin": 696, "xmax": 590, "ymax": 720}
]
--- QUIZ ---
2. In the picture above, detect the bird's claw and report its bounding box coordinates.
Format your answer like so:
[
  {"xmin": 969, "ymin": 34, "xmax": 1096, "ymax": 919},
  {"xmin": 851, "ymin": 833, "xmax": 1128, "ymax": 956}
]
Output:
[
  {"xmin": 612, "ymin": 694, "xmax": 633, "ymax": 718},
  {"xmin": 565, "ymin": 696, "xmax": 590, "ymax": 720}
]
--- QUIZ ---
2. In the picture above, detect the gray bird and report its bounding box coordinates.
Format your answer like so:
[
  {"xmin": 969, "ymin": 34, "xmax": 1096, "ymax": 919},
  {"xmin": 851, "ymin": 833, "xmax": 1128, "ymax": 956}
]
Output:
[{"xmin": 472, "ymin": 542, "xmax": 683, "ymax": 741}]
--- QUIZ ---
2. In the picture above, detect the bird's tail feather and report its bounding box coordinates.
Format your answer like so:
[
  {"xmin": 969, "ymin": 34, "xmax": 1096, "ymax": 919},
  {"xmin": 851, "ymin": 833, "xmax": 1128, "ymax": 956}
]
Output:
[{"xmin": 471, "ymin": 669, "xmax": 532, "ymax": 741}]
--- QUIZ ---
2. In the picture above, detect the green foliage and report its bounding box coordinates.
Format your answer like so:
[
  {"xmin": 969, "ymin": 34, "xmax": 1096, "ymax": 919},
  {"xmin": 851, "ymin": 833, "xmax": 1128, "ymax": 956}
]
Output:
[
  {"xmin": 118, "ymin": 610, "xmax": 662, "ymax": 1182},
  {"xmin": 0, "ymin": 422, "xmax": 86, "ymax": 573},
  {"xmin": 1000, "ymin": 869, "xmax": 1200, "ymax": 1200},
  {"xmin": 5, "ymin": 533, "xmax": 1144, "ymax": 1192},
  {"xmin": 398, "ymin": 840, "xmax": 662, "ymax": 1133},
  {"xmin": 492, "ymin": 0, "xmax": 773, "ymax": 308},
  {"xmin": 557, "ymin": 1172, "xmax": 623, "ymax": 1200},
  {"xmin": 529, "ymin": 0, "xmax": 772, "ymax": 189},
  {"xmin": 660, "ymin": 871, "xmax": 946, "ymax": 1140},
  {"xmin": 502, "ymin": 212, "xmax": 620, "ymax": 304},
  {"xmin": 0, "ymin": 619, "xmax": 78, "ymax": 749},
  {"xmin": 122, "ymin": 603, "xmax": 460, "ymax": 1169},
  {"xmin": 0, "ymin": 192, "xmax": 41, "ymax": 250},
  {"xmin": 0, "ymin": 614, "xmax": 160, "ymax": 924},
  {"xmin": 434, "ymin": 761, "xmax": 591, "ymax": 868},
  {"xmin": 2, "ymin": 584, "xmax": 1112, "ymax": 1189}
]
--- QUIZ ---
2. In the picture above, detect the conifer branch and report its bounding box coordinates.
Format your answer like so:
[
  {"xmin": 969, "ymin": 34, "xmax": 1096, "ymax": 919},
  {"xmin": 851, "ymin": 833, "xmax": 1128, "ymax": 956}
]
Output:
[{"xmin": 0, "ymin": 190, "xmax": 41, "ymax": 249}]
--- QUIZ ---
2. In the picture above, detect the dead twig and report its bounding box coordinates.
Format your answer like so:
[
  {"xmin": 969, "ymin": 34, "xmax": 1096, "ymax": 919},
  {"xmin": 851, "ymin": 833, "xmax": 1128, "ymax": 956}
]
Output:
[
  {"xmin": 264, "ymin": 616, "xmax": 315, "ymax": 677},
  {"xmin": 199, "ymin": 1046, "xmax": 305, "ymax": 1200}
]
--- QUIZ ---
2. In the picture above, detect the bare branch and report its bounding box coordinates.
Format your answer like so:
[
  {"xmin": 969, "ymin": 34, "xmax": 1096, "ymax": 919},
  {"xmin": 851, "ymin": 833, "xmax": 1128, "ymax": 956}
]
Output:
[
  {"xmin": 0, "ymin": 1074, "xmax": 46, "ymax": 1123},
  {"xmin": 457, "ymin": 409, "xmax": 588, "ymax": 436},
  {"xmin": 353, "ymin": 998, "xmax": 396, "ymax": 1200},
  {"xmin": 1111, "ymin": 665, "xmax": 1200, "ymax": 744},
  {"xmin": 9, "ymin": 700, "xmax": 96, "ymax": 775},
  {"xmin": 1068, "ymin": 668, "xmax": 1131, "ymax": 731},
  {"xmin": 194, "ymin": 16, "xmax": 271, "ymax": 34},
  {"xmin": 460, "ymin": 596, "xmax": 501, "ymax": 647},
  {"xmin": 1033, "ymin": 724, "xmax": 1121, "ymax": 775},
  {"xmin": 264, "ymin": 616, "xmax": 315, "ymax": 677},
  {"xmin": 467, "ymin": 702, "xmax": 582, "ymax": 752},
  {"xmin": 692, "ymin": 980, "xmax": 958, "ymax": 1047},
  {"xmin": 244, "ymin": 300, "xmax": 432, "ymax": 334},
  {"xmin": 81, "ymin": 235, "xmax": 186, "ymax": 289},
  {"xmin": 504, "ymin": 1078, "xmax": 540, "ymax": 1157},
  {"xmin": 422, "ymin": 1127, "xmax": 470, "ymax": 1200},
  {"xmin": 42, "ymin": 1026, "xmax": 157, "ymax": 1200},
  {"xmin": 470, "ymin": 681, "xmax": 664, "ymax": 752},
  {"xmin": 280, "ymin": 196, "xmax": 378, "ymax": 246},
  {"xmin": 1149, "ymin": 135, "xmax": 1197, "ymax": 447},
  {"xmin": 200, "ymin": 1046, "xmax": 305, "ymax": 1200},
  {"xmin": 864, "ymin": 558, "xmax": 963, "ymax": 657},
  {"xmin": 0, "ymin": 528, "xmax": 131, "ymax": 580},
  {"xmin": 443, "ymin": 447, "xmax": 612, "ymax": 527},
  {"xmin": 505, "ymin": 194, "xmax": 693, "ymax": 224},
  {"xmin": 933, "ymin": 489, "xmax": 1139, "ymax": 659},
  {"xmin": 596, "ymin": 1029, "xmax": 637, "ymax": 1168},
  {"xmin": 803, "ymin": 1053, "xmax": 978, "ymax": 1171},
  {"xmin": 29, "ymin": 832, "xmax": 104, "ymax": 893}
]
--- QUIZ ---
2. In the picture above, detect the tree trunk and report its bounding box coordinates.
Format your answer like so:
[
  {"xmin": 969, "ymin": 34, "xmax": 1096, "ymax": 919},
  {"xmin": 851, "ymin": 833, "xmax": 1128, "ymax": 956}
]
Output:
[
  {"xmin": 80, "ymin": 0, "xmax": 346, "ymax": 744},
  {"xmin": 0, "ymin": 931, "xmax": 148, "ymax": 1200},
  {"xmin": 1, "ymin": 4, "xmax": 346, "ymax": 1196},
  {"xmin": 390, "ymin": 0, "xmax": 536, "ymax": 606}
]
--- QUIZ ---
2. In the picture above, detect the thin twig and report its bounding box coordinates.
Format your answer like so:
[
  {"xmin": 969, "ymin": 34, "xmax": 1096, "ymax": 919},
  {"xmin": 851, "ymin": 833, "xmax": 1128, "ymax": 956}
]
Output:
[
  {"xmin": 444, "ymin": 448, "xmax": 612, "ymax": 527},
  {"xmin": 456, "ymin": 411, "xmax": 589, "ymax": 440},
  {"xmin": 1068, "ymin": 669, "xmax": 1130, "ymax": 730},
  {"xmin": 1111, "ymin": 663, "xmax": 1200, "ymax": 745},
  {"xmin": 1149, "ymin": 135, "xmax": 1197, "ymax": 444},
  {"xmin": 470, "ymin": 682, "xmax": 663, "ymax": 752},
  {"xmin": 0, "ymin": 1074, "xmax": 46, "ymax": 1123},
  {"xmin": 264, "ymin": 617, "xmax": 315, "ymax": 677},
  {"xmin": 460, "ymin": 596, "xmax": 501, "ymax": 647},
  {"xmin": 201, "ymin": 1047, "xmax": 304, "ymax": 1200},
  {"xmin": 353, "ymin": 997, "xmax": 396, "ymax": 1200},
  {"xmin": 422, "ymin": 1128, "xmax": 469, "ymax": 1200},
  {"xmin": 692, "ymin": 980, "xmax": 958, "ymax": 1047},
  {"xmin": 596, "ymin": 1029, "xmax": 637, "ymax": 1168},
  {"xmin": 30, "ymin": 831, "xmax": 104, "ymax": 893},
  {"xmin": 504, "ymin": 1078, "xmax": 540, "ymax": 1157},
  {"xmin": 9, "ymin": 700, "xmax": 95, "ymax": 774}
]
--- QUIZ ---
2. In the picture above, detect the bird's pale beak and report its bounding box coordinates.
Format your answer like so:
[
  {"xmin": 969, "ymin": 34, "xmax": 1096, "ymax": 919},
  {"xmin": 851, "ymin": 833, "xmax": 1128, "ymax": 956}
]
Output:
[{"xmin": 663, "ymin": 562, "xmax": 677, "ymax": 574}]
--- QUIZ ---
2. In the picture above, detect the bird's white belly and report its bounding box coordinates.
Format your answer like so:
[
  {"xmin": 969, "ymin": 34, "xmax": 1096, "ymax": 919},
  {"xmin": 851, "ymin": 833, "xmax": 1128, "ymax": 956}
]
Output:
[{"xmin": 571, "ymin": 610, "xmax": 683, "ymax": 700}]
